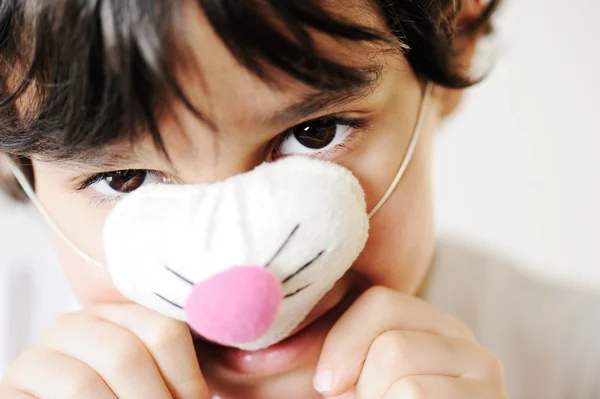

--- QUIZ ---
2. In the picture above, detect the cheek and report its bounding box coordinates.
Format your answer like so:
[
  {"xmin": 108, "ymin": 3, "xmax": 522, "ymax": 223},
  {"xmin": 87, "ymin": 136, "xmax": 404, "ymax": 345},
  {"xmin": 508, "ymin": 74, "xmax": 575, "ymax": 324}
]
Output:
[
  {"xmin": 49, "ymin": 232, "xmax": 129, "ymax": 305},
  {"xmin": 32, "ymin": 160, "xmax": 125, "ymax": 305},
  {"xmin": 33, "ymin": 161, "xmax": 111, "ymax": 263},
  {"xmin": 352, "ymin": 119, "xmax": 436, "ymax": 293}
]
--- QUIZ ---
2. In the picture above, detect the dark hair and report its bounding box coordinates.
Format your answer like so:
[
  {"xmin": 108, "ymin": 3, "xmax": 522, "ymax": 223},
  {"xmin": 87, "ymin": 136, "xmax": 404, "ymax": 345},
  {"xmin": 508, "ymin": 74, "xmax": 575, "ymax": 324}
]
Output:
[{"xmin": 0, "ymin": 0, "xmax": 500, "ymax": 199}]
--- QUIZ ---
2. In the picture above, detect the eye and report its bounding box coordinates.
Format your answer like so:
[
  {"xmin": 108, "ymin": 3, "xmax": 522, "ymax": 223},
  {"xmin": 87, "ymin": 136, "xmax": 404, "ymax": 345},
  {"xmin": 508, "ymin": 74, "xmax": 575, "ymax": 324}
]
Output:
[
  {"xmin": 87, "ymin": 170, "xmax": 164, "ymax": 196},
  {"xmin": 275, "ymin": 117, "xmax": 363, "ymax": 157}
]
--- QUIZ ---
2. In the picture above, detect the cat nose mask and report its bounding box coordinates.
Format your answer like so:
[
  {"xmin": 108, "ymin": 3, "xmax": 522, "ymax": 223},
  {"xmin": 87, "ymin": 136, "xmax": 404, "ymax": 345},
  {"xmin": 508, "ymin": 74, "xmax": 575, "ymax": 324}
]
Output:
[
  {"xmin": 105, "ymin": 157, "xmax": 369, "ymax": 350},
  {"xmin": 7, "ymin": 83, "xmax": 431, "ymax": 350}
]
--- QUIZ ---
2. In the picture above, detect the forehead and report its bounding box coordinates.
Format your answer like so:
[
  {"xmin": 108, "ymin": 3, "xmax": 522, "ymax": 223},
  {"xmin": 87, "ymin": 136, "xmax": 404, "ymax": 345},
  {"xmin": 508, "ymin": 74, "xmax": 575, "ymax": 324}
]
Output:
[{"xmin": 174, "ymin": 0, "xmax": 388, "ymax": 129}]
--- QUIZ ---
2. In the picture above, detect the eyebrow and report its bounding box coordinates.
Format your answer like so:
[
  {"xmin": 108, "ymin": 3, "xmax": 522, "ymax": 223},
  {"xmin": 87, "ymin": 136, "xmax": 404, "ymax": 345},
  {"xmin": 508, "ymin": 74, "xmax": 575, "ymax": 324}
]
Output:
[
  {"xmin": 60, "ymin": 151, "xmax": 153, "ymax": 174},
  {"xmin": 63, "ymin": 66, "xmax": 384, "ymax": 171},
  {"xmin": 267, "ymin": 68, "xmax": 383, "ymax": 126}
]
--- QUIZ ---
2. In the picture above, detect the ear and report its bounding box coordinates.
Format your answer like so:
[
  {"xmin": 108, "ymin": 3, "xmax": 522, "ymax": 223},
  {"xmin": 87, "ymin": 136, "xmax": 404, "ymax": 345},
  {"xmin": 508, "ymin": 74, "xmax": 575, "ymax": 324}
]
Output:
[
  {"xmin": 438, "ymin": 0, "xmax": 495, "ymax": 118},
  {"xmin": 0, "ymin": 155, "xmax": 33, "ymax": 203}
]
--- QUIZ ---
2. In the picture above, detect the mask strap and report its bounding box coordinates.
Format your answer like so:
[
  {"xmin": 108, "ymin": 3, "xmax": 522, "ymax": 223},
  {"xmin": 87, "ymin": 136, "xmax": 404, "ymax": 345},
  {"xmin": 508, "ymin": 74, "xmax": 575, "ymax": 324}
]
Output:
[
  {"xmin": 3, "ymin": 156, "xmax": 105, "ymax": 269},
  {"xmin": 367, "ymin": 81, "xmax": 432, "ymax": 219}
]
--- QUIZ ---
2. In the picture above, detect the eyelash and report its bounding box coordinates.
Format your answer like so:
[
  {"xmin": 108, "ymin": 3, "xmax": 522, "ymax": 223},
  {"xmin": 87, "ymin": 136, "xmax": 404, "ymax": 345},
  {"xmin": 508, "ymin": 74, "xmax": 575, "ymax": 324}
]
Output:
[
  {"xmin": 75, "ymin": 170, "xmax": 164, "ymax": 191},
  {"xmin": 271, "ymin": 115, "xmax": 368, "ymax": 160},
  {"xmin": 84, "ymin": 195, "xmax": 122, "ymax": 208},
  {"xmin": 74, "ymin": 115, "xmax": 369, "ymax": 197}
]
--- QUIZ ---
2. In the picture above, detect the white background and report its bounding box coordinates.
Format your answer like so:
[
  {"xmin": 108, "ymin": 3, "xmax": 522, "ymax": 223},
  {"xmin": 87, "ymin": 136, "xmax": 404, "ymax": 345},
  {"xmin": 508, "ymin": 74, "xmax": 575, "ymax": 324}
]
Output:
[
  {"xmin": 435, "ymin": 0, "xmax": 600, "ymax": 288},
  {"xmin": 1, "ymin": 0, "xmax": 599, "ymax": 289}
]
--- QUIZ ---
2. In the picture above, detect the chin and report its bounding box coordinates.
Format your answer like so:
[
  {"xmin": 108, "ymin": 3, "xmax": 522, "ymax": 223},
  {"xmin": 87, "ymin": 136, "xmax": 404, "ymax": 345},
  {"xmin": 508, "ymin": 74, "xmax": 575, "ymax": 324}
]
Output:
[{"xmin": 205, "ymin": 367, "xmax": 324, "ymax": 399}]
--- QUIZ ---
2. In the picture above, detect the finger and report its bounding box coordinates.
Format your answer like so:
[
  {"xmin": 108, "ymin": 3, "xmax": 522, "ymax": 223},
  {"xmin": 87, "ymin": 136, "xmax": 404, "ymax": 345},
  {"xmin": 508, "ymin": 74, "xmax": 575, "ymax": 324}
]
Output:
[
  {"xmin": 2, "ymin": 346, "xmax": 116, "ymax": 399},
  {"xmin": 383, "ymin": 375, "xmax": 487, "ymax": 399},
  {"xmin": 356, "ymin": 331, "xmax": 496, "ymax": 398},
  {"xmin": 316, "ymin": 286, "xmax": 474, "ymax": 396},
  {"xmin": 92, "ymin": 304, "xmax": 210, "ymax": 399},
  {"xmin": 37, "ymin": 312, "xmax": 173, "ymax": 399},
  {"xmin": 327, "ymin": 390, "xmax": 355, "ymax": 399},
  {"xmin": 0, "ymin": 388, "xmax": 38, "ymax": 399}
]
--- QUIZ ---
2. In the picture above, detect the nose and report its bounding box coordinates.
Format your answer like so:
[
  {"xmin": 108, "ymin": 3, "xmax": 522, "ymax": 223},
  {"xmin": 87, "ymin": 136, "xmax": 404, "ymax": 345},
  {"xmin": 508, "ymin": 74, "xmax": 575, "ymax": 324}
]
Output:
[{"xmin": 184, "ymin": 266, "xmax": 283, "ymax": 346}]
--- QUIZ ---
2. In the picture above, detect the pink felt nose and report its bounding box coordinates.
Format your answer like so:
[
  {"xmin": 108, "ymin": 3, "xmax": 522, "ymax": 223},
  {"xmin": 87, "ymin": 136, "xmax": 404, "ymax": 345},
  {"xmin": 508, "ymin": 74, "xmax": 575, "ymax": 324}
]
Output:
[{"xmin": 185, "ymin": 266, "xmax": 283, "ymax": 345}]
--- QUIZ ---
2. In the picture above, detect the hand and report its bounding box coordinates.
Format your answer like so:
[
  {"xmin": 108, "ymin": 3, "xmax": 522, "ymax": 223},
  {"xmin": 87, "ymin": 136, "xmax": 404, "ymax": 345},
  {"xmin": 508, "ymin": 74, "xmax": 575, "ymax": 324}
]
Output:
[
  {"xmin": 313, "ymin": 286, "xmax": 508, "ymax": 399},
  {"xmin": 0, "ymin": 303, "xmax": 210, "ymax": 399}
]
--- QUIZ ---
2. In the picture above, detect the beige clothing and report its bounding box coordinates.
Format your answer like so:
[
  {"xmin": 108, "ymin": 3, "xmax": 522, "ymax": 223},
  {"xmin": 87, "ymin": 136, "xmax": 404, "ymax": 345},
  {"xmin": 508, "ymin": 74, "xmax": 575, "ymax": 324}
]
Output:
[{"xmin": 423, "ymin": 240, "xmax": 600, "ymax": 399}]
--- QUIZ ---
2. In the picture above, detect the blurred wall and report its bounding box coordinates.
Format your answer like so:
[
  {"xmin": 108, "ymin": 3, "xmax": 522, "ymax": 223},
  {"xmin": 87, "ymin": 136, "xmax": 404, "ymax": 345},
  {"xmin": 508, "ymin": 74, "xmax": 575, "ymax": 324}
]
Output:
[{"xmin": 435, "ymin": 0, "xmax": 600, "ymax": 288}]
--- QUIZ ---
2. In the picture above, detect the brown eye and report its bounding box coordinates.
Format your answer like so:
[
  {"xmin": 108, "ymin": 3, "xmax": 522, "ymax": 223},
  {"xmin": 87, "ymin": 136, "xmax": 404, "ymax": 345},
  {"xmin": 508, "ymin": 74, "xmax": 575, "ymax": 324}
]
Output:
[
  {"xmin": 290, "ymin": 119, "xmax": 337, "ymax": 149},
  {"xmin": 105, "ymin": 170, "xmax": 148, "ymax": 193},
  {"xmin": 275, "ymin": 117, "xmax": 359, "ymax": 157},
  {"xmin": 84, "ymin": 170, "xmax": 164, "ymax": 197},
  {"xmin": 80, "ymin": 169, "xmax": 165, "ymax": 198}
]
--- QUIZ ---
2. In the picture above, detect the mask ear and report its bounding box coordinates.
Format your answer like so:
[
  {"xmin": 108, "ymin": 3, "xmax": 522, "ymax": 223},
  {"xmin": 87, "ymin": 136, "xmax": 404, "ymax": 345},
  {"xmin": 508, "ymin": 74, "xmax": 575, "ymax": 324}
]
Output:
[{"xmin": 438, "ymin": 0, "xmax": 501, "ymax": 118}]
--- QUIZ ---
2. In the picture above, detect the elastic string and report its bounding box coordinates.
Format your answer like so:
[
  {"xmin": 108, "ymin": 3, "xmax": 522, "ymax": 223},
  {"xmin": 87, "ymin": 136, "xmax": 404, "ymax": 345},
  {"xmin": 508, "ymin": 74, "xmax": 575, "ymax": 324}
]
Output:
[
  {"xmin": 3, "ymin": 156, "xmax": 105, "ymax": 268},
  {"xmin": 367, "ymin": 82, "xmax": 432, "ymax": 219}
]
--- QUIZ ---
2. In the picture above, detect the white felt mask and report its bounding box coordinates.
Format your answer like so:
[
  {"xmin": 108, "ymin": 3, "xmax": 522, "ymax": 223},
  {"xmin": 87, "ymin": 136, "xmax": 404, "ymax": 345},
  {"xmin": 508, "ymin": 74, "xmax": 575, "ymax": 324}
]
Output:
[
  {"xmin": 6, "ymin": 83, "xmax": 431, "ymax": 350},
  {"xmin": 104, "ymin": 157, "xmax": 369, "ymax": 350}
]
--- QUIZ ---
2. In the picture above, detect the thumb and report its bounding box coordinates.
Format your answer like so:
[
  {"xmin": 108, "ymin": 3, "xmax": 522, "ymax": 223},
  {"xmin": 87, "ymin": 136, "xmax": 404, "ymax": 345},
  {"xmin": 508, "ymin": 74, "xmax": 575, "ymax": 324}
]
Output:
[{"xmin": 326, "ymin": 388, "xmax": 355, "ymax": 399}]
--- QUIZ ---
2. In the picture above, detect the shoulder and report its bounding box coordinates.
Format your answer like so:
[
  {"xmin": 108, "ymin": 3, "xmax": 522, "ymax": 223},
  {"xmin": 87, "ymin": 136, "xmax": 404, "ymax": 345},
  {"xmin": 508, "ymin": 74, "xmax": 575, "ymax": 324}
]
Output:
[
  {"xmin": 423, "ymin": 238, "xmax": 600, "ymax": 399},
  {"xmin": 425, "ymin": 237, "xmax": 600, "ymax": 335}
]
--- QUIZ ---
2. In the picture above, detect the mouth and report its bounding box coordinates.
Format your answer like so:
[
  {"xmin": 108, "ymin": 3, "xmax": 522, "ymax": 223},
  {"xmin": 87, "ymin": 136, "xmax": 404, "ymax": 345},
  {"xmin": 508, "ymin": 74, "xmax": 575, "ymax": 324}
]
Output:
[{"xmin": 193, "ymin": 275, "xmax": 362, "ymax": 377}]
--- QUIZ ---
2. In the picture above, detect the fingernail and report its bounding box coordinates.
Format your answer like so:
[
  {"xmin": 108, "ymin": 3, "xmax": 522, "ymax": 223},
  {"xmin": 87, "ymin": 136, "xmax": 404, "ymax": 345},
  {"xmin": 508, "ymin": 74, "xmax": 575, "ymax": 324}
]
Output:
[{"xmin": 313, "ymin": 367, "xmax": 334, "ymax": 393}]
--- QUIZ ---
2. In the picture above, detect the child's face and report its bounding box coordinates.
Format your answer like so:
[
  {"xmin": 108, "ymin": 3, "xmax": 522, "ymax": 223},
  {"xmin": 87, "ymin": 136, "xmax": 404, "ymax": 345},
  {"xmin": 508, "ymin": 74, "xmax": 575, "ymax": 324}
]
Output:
[{"xmin": 29, "ymin": 1, "xmax": 448, "ymax": 393}]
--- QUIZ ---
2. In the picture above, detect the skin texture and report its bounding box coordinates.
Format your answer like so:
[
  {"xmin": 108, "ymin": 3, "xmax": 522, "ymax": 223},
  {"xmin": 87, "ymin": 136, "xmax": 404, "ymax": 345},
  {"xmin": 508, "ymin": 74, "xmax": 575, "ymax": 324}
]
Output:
[{"xmin": 1, "ymin": 0, "xmax": 508, "ymax": 398}]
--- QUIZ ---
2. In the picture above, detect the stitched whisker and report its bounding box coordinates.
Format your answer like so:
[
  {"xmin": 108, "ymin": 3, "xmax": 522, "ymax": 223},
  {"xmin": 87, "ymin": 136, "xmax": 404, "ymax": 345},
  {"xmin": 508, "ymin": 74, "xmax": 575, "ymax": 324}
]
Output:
[
  {"xmin": 154, "ymin": 292, "xmax": 183, "ymax": 309},
  {"xmin": 284, "ymin": 284, "xmax": 311, "ymax": 298},
  {"xmin": 266, "ymin": 224, "xmax": 300, "ymax": 268},
  {"xmin": 282, "ymin": 250, "xmax": 325, "ymax": 284},
  {"xmin": 165, "ymin": 265, "xmax": 194, "ymax": 286}
]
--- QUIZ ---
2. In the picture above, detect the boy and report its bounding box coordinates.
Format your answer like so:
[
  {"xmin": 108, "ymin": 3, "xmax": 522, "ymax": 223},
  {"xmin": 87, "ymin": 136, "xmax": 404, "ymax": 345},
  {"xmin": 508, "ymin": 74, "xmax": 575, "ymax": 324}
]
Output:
[{"xmin": 1, "ymin": 0, "xmax": 598, "ymax": 398}]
